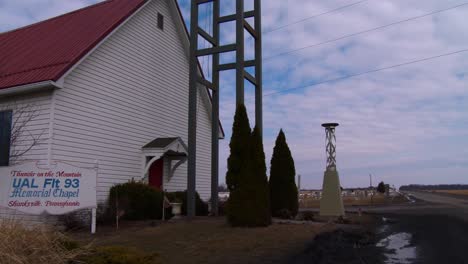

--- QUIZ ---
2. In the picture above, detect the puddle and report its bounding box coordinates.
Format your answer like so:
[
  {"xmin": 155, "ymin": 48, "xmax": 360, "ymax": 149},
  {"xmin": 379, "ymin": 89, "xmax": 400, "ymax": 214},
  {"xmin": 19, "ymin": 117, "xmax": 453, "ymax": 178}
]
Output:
[
  {"xmin": 377, "ymin": 231, "xmax": 417, "ymax": 264},
  {"xmin": 404, "ymin": 195, "xmax": 416, "ymax": 203},
  {"xmin": 377, "ymin": 222, "xmax": 390, "ymax": 233}
]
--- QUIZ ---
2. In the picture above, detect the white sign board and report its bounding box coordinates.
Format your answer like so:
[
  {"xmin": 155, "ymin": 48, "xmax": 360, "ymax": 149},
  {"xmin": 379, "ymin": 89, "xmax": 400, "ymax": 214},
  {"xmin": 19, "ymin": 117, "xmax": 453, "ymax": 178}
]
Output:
[{"xmin": 0, "ymin": 161, "xmax": 97, "ymax": 215}]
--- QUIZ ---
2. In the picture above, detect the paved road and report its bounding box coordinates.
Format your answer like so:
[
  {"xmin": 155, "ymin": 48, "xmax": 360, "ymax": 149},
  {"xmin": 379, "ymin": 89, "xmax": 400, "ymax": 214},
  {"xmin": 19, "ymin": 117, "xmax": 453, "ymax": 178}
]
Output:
[
  {"xmin": 332, "ymin": 191, "xmax": 468, "ymax": 221},
  {"xmin": 400, "ymin": 191, "xmax": 468, "ymax": 222},
  {"xmin": 376, "ymin": 192, "xmax": 468, "ymax": 263},
  {"xmin": 296, "ymin": 192, "xmax": 468, "ymax": 263},
  {"xmin": 405, "ymin": 191, "xmax": 468, "ymax": 209},
  {"xmin": 361, "ymin": 192, "xmax": 468, "ymax": 263}
]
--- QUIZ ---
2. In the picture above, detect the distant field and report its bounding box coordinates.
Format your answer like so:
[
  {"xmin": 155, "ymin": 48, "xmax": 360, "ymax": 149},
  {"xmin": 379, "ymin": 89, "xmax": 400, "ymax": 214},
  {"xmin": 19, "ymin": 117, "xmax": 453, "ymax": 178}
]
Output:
[
  {"xmin": 432, "ymin": 190, "xmax": 468, "ymax": 196},
  {"xmin": 299, "ymin": 194, "xmax": 407, "ymax": 208}
]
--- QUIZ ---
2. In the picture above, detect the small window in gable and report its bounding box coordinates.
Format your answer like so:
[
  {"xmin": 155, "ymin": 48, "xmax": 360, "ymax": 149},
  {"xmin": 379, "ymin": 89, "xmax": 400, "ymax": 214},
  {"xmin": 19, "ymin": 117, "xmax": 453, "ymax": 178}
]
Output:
[
  {"xmin": 157, "ymin": 13, "xmax": 164, "ymax": 30},
  {"xmin": 0, "ymin": 110, "xmax": 12, "ymax": 166}
]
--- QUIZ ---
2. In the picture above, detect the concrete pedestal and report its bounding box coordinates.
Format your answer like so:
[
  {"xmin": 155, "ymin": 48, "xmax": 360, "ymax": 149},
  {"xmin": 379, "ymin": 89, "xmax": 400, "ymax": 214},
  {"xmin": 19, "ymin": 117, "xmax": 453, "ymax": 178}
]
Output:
[{"xmin": 319, "ymin": 167, "xmax": 345, "ymax": 216}]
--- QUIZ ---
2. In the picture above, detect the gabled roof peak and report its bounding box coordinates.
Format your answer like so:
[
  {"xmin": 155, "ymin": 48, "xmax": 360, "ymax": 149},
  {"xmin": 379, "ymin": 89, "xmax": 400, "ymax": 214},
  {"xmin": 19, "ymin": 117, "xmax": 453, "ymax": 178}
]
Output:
[
  {"xmin": 0, "ymin": 0, "xmax": 147, "ymax": 90},
  {"xmin": 1, "ymin": 0, "xmax": 116, "ymax": 35}
]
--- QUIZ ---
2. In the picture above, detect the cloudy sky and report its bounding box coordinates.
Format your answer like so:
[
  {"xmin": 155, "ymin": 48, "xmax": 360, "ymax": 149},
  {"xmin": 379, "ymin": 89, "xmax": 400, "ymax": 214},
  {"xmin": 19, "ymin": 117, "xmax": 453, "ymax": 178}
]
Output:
[{"xmin": 1, "ymin": 0, "xmax": 467, "ymax": 189}]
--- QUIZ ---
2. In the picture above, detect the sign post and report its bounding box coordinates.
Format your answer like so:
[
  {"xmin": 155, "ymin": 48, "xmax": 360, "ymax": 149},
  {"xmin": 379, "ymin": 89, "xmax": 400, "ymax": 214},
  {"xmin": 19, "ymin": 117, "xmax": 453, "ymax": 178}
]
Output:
[
  {"xmin": 91, "ymin": 160, "xmax": 98, "ymax": 234},
  {"xmin": 91, "ymin": 207, "xmax": 96, "ymax": 234}
]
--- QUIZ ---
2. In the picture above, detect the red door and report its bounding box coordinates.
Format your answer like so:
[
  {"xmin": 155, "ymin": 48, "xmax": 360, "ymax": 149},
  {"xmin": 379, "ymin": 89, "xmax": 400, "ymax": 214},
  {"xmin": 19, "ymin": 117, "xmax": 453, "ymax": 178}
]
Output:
[{"xmin": 149, "ymin": 158, "xmax": 163, "ymax": 189}]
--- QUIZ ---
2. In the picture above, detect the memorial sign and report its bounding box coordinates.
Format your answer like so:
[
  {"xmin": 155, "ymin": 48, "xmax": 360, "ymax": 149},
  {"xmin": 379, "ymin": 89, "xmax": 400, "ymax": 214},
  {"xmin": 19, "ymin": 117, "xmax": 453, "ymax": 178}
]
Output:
[{"xmin": 0, "ymin": 161, "xmax": 97, "ymax": 215}]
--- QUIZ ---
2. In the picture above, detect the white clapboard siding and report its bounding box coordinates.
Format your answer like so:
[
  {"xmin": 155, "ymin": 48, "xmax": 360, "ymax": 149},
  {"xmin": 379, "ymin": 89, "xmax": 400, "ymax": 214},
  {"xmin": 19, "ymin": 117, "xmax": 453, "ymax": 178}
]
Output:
[
  {"xmin": 0, "ymin": 91, "xmax": 54, "ymax": 221},
  {"xmin": 53, "ymin": 0, "xmax": 213, "ymax": 203},
  {"xmin": 0, "ymin": 91, "xmax": 52, "ymax": 165}
]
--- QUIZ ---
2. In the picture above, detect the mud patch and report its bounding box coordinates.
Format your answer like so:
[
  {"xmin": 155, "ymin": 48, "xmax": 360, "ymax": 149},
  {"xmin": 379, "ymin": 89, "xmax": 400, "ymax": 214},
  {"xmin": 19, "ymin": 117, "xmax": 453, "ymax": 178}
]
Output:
[{"xmin": 291, "ymin": 229, "xmax": 385, "ymax": 264}]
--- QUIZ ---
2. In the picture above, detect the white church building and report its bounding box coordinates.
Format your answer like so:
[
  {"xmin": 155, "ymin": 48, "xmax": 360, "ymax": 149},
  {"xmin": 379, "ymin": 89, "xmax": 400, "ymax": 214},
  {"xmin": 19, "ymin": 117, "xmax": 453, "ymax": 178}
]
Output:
[{"xmin": 0, "ymin": 0, "xmax": 223, "ymax": 220}]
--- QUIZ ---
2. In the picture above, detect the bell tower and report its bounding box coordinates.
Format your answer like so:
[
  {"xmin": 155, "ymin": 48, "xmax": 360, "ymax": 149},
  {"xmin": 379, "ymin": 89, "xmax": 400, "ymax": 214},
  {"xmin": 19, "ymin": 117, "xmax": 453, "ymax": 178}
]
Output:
[
  {"xmin": 320, "ymin": 123, "xmax": 345, "ymax": 217},
  {"xmin": 187, "ymin": 0, "xmax": 263, "ymax": 217}
]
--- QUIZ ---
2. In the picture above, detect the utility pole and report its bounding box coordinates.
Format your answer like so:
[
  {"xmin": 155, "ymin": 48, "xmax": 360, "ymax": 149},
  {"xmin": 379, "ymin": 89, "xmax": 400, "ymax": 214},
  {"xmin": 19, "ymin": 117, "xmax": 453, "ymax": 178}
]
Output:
[
  {"xmin": 297, "ymin": 174, "xmax": 301, "ymax": 191},
  {"xmin": 188, "ymin": 0, "xmax": 263, "ymax": 218},
  {"xmin": 369, "ymin": 174, "xmax": 374, "ymax": 205}
]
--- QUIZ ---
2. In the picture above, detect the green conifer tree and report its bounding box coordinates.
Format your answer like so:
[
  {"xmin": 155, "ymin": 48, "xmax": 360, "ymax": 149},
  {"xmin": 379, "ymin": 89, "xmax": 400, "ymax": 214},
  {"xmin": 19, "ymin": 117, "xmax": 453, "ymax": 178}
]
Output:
[
  {"xmin": 269, "ymin": 129, "xmax": 298, "ymax": 217},
  {"xmin": 226, "ymin": 104, "xmax": 252, "ymax": 225},
  {"xmin": 247, "ymin": 126, "xmax": 271, "ymax": 226},
  {"xmin": 226, "ymin": 105, "xmax": 271, "ymax": 226}
]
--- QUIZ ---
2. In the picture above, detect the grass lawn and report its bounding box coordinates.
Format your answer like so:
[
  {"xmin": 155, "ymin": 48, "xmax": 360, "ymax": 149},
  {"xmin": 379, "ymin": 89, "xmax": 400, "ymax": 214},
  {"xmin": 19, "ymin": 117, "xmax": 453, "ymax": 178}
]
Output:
[{"xmin": 73, "ymin": 217, "xmax": 335, "ymax": 264}]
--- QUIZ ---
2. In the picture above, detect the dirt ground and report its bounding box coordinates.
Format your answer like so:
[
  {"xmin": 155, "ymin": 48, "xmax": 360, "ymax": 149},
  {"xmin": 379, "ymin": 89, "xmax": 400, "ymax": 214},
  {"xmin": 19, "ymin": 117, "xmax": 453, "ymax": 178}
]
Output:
[
  {"xmin": 291, "ymin": 228, "xmax": 385, "ymax": 264},
  {"xmin": 72, "ymin": 193, "xmax": 468, "ymax": 264},
  {"xmin": 69, "ymin": 192, "xmax": 468, "ymax": 264},
  {"xmin": 73, "ymin": 217, "xmax": 338, "ymax": 264}
]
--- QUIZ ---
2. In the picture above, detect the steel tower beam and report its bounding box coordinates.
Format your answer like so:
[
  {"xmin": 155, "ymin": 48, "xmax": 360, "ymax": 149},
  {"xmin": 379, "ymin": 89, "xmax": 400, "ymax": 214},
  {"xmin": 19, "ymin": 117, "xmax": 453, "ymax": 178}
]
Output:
[
  {"xmin": 187, "ymin": 0, "xmax": 199, "ymax": 218},
  {"xmin": 254, "ymin": 0, "xmax": 263, "ymax": 136},
  {"xmin": 235, "ymin": 0, "xmax": 245, "ymax": 105},
  {"xmin": 187, "ymin": 0, "xmax": 263, "ymax": 218},
  {"xmin": 211, "ymin": 0, "xmax": 220, "ymax": 216}
]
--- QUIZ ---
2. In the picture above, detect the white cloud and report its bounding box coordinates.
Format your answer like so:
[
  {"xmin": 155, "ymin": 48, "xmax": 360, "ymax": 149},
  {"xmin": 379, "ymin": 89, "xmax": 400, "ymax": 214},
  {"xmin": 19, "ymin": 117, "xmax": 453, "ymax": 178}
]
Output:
[
  {"xmin": 220, "ymin": 0, "xmax": 468, "ymax": 188},
  {"xmin": 0, "ymin": 0, "xmax": 103, "ymax": 32}
]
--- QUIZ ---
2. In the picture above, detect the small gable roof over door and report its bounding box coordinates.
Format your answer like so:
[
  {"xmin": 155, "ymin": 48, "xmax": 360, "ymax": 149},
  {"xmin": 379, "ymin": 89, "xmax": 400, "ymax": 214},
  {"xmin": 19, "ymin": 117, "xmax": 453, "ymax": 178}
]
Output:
[
  {"xmin": 143, "ymin": 137, "xmax": 188, "ymax": 153},
  {"xmin": 0, "ymin": 0, "xmax": 146, "ymax": 90}
]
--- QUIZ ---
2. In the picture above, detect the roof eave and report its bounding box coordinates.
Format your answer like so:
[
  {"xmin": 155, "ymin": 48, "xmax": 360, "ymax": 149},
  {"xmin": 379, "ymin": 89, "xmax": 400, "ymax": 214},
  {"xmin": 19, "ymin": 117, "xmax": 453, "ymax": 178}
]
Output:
[{"xmin": 0, "ymin": 80, "xmax": 62, "ymax": 97}]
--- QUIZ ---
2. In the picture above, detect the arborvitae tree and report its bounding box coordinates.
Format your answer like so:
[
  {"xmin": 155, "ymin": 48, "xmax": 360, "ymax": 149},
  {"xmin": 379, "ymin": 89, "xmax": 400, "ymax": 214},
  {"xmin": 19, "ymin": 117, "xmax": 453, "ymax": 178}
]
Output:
[
  {"xmin": 377, "ymin": 181, "xmax": 386, "ymax": 193},
  {"xmin": 269, "ymin": 129, "xmax": 298, "ymax": 217},
  {"xmin": 226, "ymin": 104, "xmax": 252, "ymax": 225},
  {"xmin": 226, "ymin": 105, "xmax": 271, "ymax": 226},
  {"xmin": 247, "ymin": 126, "xmax": 271, "ymax": 226}
]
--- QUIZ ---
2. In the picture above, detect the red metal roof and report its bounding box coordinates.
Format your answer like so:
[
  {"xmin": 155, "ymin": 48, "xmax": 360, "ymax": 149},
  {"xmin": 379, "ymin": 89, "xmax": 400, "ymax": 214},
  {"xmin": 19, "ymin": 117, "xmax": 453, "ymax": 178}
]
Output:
[{"xmin": 0, "ymin": 0, "xmax": 147, "ymax": 90}]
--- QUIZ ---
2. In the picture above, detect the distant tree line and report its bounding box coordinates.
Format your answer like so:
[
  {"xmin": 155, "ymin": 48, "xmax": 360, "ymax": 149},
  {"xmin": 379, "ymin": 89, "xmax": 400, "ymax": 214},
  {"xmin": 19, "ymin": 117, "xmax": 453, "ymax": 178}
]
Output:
[{"xmin": 399, "ymin": 184, "xmax": 468, "ymax": 191}]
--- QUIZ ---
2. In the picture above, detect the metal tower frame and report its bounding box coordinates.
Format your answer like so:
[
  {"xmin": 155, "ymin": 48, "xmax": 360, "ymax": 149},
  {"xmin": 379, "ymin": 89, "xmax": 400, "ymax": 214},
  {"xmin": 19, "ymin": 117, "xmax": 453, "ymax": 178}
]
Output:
[
  {"xmin": 187, "ymin": 0, "xmax": 263, "ymax": 217},
  {"xmin": 322, "ymin": 123, "xmax": 339, "ymax": 169}
]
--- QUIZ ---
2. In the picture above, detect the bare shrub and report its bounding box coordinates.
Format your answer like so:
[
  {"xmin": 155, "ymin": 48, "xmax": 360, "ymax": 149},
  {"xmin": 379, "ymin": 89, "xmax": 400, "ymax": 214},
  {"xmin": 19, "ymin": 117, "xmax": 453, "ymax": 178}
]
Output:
[
  {"xmin": 275, "ymin": 209, "xmax": 293, "ymax": 219},
  {"xmin": 296, "ymin": 211, "xmax": 315, "ymax": 221},
  {"xmin": 0, "ymin": 101, "xmax": 46, "ymax": 164},
  {"xmin": 58, "ymin": 210, "xmax": 91, "ymax": 231},
  {"xmin": 0, "ymin": 221, "xmax": 86, "ymax": 264}
]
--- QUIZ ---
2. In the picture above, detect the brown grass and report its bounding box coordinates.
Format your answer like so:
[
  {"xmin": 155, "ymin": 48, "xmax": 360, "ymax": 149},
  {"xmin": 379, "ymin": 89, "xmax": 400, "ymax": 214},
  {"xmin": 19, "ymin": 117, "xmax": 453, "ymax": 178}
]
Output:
[
  {"xmin": 73, "ymin": 217, "xmax": 335, "ymax": 264},
  {"xmin": 0, "ymin": 221, "xmax": 86, "ymax": 264}
]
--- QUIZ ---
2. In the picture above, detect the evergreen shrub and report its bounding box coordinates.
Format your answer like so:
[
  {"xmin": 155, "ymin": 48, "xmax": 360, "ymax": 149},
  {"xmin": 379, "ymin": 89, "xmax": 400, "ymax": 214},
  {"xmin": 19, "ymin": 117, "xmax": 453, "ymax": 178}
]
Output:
[{"xmin": 269, "ymin": 129, "xmax": 299, "ymax": 217}]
